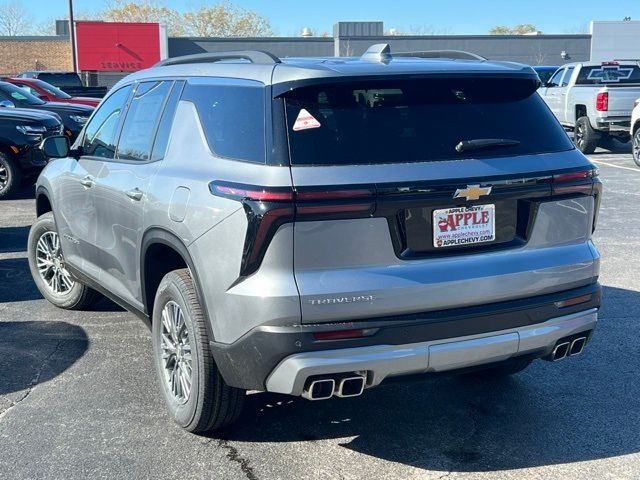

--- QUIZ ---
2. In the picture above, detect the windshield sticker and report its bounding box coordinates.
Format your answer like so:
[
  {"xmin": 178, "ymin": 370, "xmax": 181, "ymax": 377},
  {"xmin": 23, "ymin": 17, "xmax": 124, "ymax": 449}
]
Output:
[
  {"xmin": 10, "ymin": 91, "xmax": 28, "ymax": 101},
  {"xmin": 292, "ymin": 109, "xmax": 321, "ymax": 131},
  {"xmin": 587, "ymin": 66, "xmax": 634, "ymax": 83}
]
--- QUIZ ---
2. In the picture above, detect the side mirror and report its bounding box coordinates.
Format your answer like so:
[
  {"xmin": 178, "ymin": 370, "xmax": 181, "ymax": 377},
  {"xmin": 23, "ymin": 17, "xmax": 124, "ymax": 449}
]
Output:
[
  {"xmin": 41, "ymin": 135, "xmax": 70, "ymax": 159},
  {"xmin": 0, "ymin": 100, "xmax": 15, "ymax": 108}
]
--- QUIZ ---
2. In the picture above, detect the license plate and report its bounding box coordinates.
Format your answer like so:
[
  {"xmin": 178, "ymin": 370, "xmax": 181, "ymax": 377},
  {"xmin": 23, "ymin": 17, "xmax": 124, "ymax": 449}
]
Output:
[{"xmin": 433, "ymin": 204, "xmax": 495, "ymax": 248}]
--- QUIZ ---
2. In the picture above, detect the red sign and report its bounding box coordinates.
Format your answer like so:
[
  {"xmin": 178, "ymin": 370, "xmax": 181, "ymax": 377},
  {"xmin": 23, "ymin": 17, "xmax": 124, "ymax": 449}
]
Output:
[{"xmin": 75, "ymin": 21, "xmax": 161, "ymax": 71}]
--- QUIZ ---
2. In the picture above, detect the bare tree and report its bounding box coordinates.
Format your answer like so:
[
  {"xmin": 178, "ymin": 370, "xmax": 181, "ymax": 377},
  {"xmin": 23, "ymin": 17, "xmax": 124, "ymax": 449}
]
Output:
[
  {"xmin": 490, "ymin": 24, "xmax": 540, "ymax": 35},
  {"xmin": 101, "ymin": 0, "xmax": 184, "ymax": 36},
  {"xmin": 34, "ymin": 11, "xmax": 97, "ymax": 36},
  {"xmin": 182, "ymin": 2, "xmax": 272, "ymax": 37},
  {"xmin": 0, "ymin": 1, "xmax": 33, "ymax": 36}
]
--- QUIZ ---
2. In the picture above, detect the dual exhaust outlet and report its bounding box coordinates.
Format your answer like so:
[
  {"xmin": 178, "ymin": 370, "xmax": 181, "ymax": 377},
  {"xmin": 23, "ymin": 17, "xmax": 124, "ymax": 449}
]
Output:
[
  {"xmin": 302, "ymin": 373, "xmax": 367, "ymax": 401},
  {"xmin": 550, "ymin": 336, "xmax": 587, "ymax": 361}
]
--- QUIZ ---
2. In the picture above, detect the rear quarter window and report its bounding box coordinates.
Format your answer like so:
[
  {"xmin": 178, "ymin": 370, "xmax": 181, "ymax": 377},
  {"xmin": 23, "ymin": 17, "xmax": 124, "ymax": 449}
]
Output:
[{"xmin": 180, "ymin": 79, "xmax": 266, "ymax": 163}]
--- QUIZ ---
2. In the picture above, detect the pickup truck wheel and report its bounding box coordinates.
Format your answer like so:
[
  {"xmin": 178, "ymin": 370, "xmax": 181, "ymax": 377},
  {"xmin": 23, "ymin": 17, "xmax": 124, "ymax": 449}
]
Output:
[
  {"xmin": 0, "ymin": 152, "xmax": 21, "ymax": 199},
  {"xmin": 27, "ymin": 212, "xmax": 100, "ymax": 310},
  {"xmin": 462, "ymin": 357, "xmax": 533, "ymax": 378},
  {"xmin": 633, "ymin": 129, "xmax": 640, "ymax": 167},
  {"xmin": 152, "ymin": 269, "xmax": 245, "ymax": 432},
  {"xmin": 574, "ymin": 116, "xmax": 599, "ymax": 154}
]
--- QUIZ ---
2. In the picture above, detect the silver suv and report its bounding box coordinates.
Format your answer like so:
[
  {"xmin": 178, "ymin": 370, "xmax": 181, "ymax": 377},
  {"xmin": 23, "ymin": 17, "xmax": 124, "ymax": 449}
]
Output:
[{"xmin": 29, "ymin": 45, "xmax": 602, "ymax": 432}]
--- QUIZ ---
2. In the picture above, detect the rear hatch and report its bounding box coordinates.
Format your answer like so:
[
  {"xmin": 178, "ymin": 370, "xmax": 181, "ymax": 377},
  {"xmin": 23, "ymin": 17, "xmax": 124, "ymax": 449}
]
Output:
[{"xmin": 281, "ymin": 75, "xmax": 599, "ymax": 323}]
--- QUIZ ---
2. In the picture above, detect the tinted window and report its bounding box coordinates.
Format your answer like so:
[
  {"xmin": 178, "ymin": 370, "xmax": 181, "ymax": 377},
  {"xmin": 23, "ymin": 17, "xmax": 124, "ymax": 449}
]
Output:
[
  {"xmin": 547, "ymin": 69, "xmax": 564, "ymax": 87},
  {"xmin": 151, "ymin": 81, "xmax": 184, "ymax": 162},
  {"xmin": 576, "ymin": 64, "xmax": 640, "ymax": 85},
  {"xmin": 37, "ymin": 73, "xmax": 82, "ymax": 87},
  {"xmin": 0, "ymin": 82, "xmax": 45, "ymax": 106},
  {"xmin": 534, "ymin": 67, "xmax": 558, "ymax": 84},
  {"xmin": 181, "ymin": 80, "xmax": 265, "ymax": 163},
  {"xmin": 82, "ymin": 85, "xmax": 132, "ymax": 159},
  {"xmin": 284, "ymin": 77, "xmax": 573, "ymax": 166},
  {"xmin": 116, "ymin": 81, "xmax": 172, "ymax": 162},
  {"xmin": 561, "ymin": 67, "xmax": 574, "ymax": 87}
]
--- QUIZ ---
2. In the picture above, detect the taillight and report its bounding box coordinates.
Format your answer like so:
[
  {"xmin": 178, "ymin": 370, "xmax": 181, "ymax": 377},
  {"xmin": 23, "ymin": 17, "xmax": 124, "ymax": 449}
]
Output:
[
  {"xmin": 551, "ymin": 168, "xmax": 597, "ymax": 195},
  {"xmin": 209, "ymin": 181, "xmax": 376, "ymax": 276},
  {"xmin": 595, "ymin": 92, "xmax": 608, "ymax": 111},
  {"xmin": 554, "ymin": 293, "xmax": 592, "ymax": 308}
]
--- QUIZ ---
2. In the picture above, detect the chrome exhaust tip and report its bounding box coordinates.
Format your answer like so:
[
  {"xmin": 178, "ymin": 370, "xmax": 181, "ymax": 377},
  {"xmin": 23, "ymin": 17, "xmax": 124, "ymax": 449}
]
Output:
[
  {"xmin": 569, "ymin": 337, "xmax": 587, "ymax": 356},
  {"xmin": 302, "ymin": 378, "xmax": 335, "ymax": 401},
  {"xmin": 335, "ymin": 376, "xmax": 366, "ymax": 398},
  {"xmin": 552, "ymin": 341, "xmax": 570, "ymax": 361}
]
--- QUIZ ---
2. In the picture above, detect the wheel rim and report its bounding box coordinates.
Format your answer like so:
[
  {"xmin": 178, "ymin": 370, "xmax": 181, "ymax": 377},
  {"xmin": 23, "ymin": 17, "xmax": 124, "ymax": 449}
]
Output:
[
  {"xmin": 575, "ymin": 124, "xmax": 584, "ymax": 148},
  {"xmin": 0, "ymin": 162, "xmax": 9, "ymax": 192},
  {"xmin": 160, "ymin": 300, "xmax": 193, "ymax": 404},
  {"xmin": 35, "ymin": 231, "xmax": 75, "ymax": 295},
  {"xmin": 634, "ymin": 131, "xmax": 640, "ymax": 160}
]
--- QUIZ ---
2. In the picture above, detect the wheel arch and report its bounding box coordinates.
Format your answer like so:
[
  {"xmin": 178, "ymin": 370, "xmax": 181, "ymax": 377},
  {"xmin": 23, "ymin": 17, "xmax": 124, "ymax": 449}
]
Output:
[
  {"xmin": 140, "ymin": 228, "xmax": 216, "ymax": 340},
  {"xmin": 35, "ymin": 185, "xmax": 53, "ymax": 217},
  {"xmin": 575, "ymin": 104, "xmax": 588, "ymax": 122},
  {"xmin": 633, "ymin": 119, "xmax": 640, "ymax": 135}
]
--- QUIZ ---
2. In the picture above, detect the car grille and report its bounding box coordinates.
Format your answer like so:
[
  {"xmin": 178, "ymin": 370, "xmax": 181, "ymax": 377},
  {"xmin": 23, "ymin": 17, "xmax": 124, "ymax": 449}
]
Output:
[{"xmin": 45, "ymin": 124, "xmax": 63, "ymax": 136}]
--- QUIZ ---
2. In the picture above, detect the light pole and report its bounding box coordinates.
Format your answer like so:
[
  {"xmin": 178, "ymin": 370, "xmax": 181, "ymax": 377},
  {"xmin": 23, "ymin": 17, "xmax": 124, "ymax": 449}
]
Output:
[{"xmin": 68, "ymin": 0, "xmax": 77, "ymax": 72}]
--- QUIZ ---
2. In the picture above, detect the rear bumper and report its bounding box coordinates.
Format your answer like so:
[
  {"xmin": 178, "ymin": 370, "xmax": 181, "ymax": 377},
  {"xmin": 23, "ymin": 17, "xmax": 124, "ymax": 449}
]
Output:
[
  {"xmin": 265, "ymin": 308, "xmax": 597, "ymax": 396},
  {"xmin": 211, "ymin": 282, "xmax": 600, "ymax": 391},
  {"xmin": 595, "ymin": 116, "xmax": 631, "ymax": 133}
]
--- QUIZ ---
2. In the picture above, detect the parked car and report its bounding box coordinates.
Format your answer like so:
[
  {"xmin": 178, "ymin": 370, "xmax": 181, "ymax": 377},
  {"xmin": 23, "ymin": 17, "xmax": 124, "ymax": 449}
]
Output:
[
  {"xmin": 0, "ymin": 108, "xmax": 62, "ymax": 198},
  {"xmin": 532, "ymin": 65, "xmax": 560, "ymax": 85},
  {"xmin": 3, "ymin": 77, "xmax": 100, "ymax": 107},
  {"xmin": 30, "ymin": 45, "xmax": 601, "ymax": 432},
  {"xmin": 0, "ymin": 82, "xmax": 93, "ymax": 141},
  {"xmin": 15, "ymin": 71, "xmax": 107, "ymax": 99},
  {"xmin": 630, "ymin": 97, "xmax": 640, "ymax": 166},
  {"xmin": 538, "ymin": 60, "xmax": 640, "ymax": 153}
]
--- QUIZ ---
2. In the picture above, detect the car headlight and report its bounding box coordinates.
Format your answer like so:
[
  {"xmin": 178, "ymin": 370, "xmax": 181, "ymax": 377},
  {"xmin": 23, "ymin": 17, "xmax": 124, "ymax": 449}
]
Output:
[
  {"xmin": 16, "ymin": 125, "xmax": 46, "ymax": 135},
  {"xmin": 69, "ymin": 115, "xmax": 89, "ymax": 125}
]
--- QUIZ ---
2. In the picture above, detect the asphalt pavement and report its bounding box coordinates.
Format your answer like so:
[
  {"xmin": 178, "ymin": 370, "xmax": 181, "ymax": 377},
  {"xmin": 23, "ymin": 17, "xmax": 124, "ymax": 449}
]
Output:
[{"xmin": 1, "ymin": 149, "xmax": 639, "ymax": 480}]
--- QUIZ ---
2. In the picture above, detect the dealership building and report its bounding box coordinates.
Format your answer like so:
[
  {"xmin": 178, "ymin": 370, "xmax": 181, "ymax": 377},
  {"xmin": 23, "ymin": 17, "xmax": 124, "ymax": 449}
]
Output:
[{"xmin": 0, "ymin": 19, "xmax": 637, "ymax": 86}]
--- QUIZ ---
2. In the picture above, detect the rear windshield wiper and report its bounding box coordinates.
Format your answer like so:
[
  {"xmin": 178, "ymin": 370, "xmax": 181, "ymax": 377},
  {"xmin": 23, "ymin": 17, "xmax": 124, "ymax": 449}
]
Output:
[{"xmin": 455, "ymin": 138, "xmax": 520, "ymax": 153}]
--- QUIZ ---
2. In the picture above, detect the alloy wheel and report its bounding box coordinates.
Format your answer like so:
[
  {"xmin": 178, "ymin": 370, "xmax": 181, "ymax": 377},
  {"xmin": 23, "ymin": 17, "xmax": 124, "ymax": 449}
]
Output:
[
  {"xmin": 634, "ymin": 130, "xmax": 640, "ymax": 161},
  {"xmin": 575, "ymin": 124, "xmax": 584, "ymax": 148},
  {"xmin": 160, "ymin": 300, "xmax": 193, "ymax": 404},
  {"xmin": 35, "ymin": 231, "xmax": 75, "ymax": 295},
  {"xmin": 0, "ymin": 162, "xmax": 8, "ymax": 192}
]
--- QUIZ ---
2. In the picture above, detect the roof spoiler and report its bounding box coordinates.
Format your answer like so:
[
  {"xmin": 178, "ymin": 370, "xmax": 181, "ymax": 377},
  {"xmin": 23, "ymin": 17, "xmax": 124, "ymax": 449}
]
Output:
[
  {"xmin": 360, "ymin": 44, "xmax": 486, "ymax": 62},
  {"xmin": 154, "ymin": 50, "xmax": 281, "ymax": 67}
]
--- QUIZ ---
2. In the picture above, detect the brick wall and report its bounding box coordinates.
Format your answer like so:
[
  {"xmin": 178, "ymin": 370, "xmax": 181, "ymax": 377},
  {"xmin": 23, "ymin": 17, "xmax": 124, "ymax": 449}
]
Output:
[{"xmin": 0, "ymin": 37, "xmax": 71, "ymax": 76}]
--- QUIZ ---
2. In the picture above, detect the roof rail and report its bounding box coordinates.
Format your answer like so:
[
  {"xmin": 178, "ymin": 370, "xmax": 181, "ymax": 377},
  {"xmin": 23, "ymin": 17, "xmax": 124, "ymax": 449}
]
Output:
[
  {"xmin": 154, "ymin": 50, "xmax": 281, "ymax": 67},
  {"xmin": 395, "ymin": 50, "xmax": 487, "ymax": 61}
]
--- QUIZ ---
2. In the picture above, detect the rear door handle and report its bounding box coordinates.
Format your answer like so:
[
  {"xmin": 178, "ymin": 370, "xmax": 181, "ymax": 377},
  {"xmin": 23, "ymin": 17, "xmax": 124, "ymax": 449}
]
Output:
[
  {"xmin": 125, "ymin": 188, "xmax": 144, "ymax": 201},
  {"xmin": 80, "ymin": 176, "xmax": 94, "ymax": 188}
]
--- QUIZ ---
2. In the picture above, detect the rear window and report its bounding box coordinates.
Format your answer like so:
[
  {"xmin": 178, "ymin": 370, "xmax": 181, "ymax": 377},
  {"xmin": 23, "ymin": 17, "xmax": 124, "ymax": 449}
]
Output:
[
  {"xmin": 576, "ymin": 65, "xmax": 640, "ymax": 85},
  {"xmin": 37, "ymin": 73, "xmax": 82, "ymax": 87},
  {"xmin": 284, "ymin": 77, "xmax": 573, "ymax": 166},
  {"xmin": 181, "ymin": 79, "xmax": 265, "ymax": 163}
]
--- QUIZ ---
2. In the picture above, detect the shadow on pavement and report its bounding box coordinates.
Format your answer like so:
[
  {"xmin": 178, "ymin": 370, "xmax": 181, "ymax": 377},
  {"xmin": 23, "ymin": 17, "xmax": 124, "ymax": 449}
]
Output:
[
  {"xmin": 0, "ymin": 226, "xmax": 29, "ymax": 253},
  {"xmin": 215, "ymin": 285, "xmax": 639, "ymax": 473},
  {"xmin": 0, "ymin": 321, "xmax": 89, "ymax": 395}
]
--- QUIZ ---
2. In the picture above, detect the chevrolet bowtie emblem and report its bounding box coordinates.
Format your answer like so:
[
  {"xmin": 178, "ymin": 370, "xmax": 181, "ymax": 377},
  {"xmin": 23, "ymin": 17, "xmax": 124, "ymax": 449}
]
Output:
[{"xmin": 453, "ymin": 185, "xmax": 492, "ymax": 201}]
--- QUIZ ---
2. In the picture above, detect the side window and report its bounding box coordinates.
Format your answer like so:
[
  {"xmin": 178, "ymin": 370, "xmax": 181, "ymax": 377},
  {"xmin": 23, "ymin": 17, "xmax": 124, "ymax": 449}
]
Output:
[
  {"xmin": 180, "ymin": 80, "xmax": 265, "ymax": 163},
  {"xmin": 547, "ymin": 69, "xmax": 564, "ymax": 87},
  {"xmin": 116, "ymin": 81, "xmax": 172, "ymax": 162},
  {"xmin": 561, "ymin": 67, "xmax": 574, "ymax": 87},
  {"xmin": 14, "ymin": 83, "xmax": 37, "ymax": 96},
  {"xmin": 150, "ymin": 81, "xmax": 184, "ymax": 162},
  {"xmin": 82, "ymin": 85, "xmax": 132, "ymax": 159}
]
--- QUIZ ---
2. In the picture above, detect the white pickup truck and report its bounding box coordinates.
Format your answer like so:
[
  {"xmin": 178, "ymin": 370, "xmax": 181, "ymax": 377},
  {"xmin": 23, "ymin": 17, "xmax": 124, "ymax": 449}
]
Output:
[{"xmin": 538, "ymin": 61, "xmax": 640, "ymax": 153}]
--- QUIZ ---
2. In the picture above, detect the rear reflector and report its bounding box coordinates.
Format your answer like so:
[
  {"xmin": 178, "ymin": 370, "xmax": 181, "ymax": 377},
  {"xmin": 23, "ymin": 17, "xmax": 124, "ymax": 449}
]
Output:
[
  {"xmin": 596, "ymin": 92, "xmax": 608, "ymax": 112},
  {"xmin": 554, "ymin": 293, "xmax": 592, "ymax": 308},
  {"xmin": 313, "ymin": 328, "xmax": 377, "ymax": 341}
]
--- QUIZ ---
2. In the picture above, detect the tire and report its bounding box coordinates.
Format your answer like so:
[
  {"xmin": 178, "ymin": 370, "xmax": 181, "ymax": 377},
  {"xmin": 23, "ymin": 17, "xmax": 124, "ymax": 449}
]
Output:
[
  {"xmin": 152, "ymin": 269, "xmax": 245, "ymax": 432},
  {"xmin": 0, "ymin": 152, "xmax": 22, "ymax": 200},
  {"xmin": 28, "ymin": 212, "xmax": 100, "ymax": 310},
  {"xmin": 633, "ymin": 128, "xmax": 640, "ymax": 167},
  {"xmin": 463, "ymin": 357, "xmax": 533, "ymax": 378},
  {"xmin": 574, "ymin": 116, "xmax": 599, "ymax": 154}
]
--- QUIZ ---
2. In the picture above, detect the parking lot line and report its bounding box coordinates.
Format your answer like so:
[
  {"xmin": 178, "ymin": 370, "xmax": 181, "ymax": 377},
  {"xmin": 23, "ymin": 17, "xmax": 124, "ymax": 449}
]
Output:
[{"xmin": 591, "ymin": 160, "xmax": 640, "ymax": 172}]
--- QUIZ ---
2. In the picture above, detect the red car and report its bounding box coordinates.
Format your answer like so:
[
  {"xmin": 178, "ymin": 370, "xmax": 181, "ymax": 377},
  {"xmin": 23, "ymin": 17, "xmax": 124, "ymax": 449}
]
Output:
[{"xmin": 2, "ymin": 78, "xmax": 100, "ymax": 107}]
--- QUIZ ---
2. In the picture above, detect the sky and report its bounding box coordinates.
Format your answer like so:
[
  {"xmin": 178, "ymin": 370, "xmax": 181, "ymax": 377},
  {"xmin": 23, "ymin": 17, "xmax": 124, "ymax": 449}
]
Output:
[{"xmin": 21, "ymin": 0, "xmax": 640, "ymax": 36}]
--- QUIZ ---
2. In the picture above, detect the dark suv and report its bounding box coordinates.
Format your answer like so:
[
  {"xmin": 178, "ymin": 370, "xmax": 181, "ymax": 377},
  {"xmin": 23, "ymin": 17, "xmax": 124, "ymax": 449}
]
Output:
[
  {"xmin": 0, "ymin": 108, "xmax": 62, "ymax": 198},
  {"xmin": 0, "ymin": 82, "xmax": 93, "ymax": 141},
  {"xmin": 30, "ymin": 45, "xmax": 601, "ymax": 432}
]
